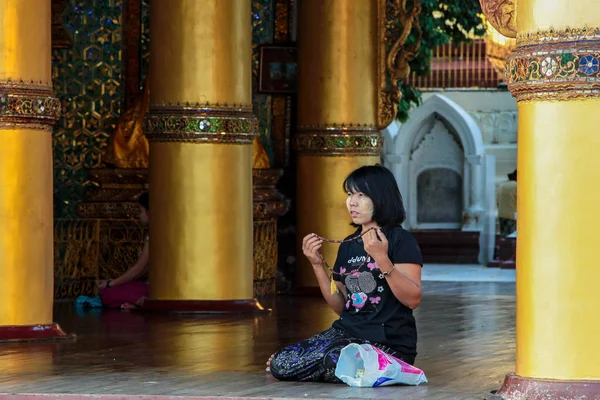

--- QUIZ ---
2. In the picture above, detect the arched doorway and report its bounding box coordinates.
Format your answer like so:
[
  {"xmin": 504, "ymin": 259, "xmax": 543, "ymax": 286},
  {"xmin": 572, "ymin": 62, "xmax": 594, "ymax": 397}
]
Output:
[{"xmin": 383, "ymin": 94, "xmax": 495, "ymax": 264}]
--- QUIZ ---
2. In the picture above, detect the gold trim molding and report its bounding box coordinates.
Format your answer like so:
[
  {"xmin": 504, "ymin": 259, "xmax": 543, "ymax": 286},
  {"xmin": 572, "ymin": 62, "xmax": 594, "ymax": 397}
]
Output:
[
  {"xmin": 517, "ymin": 27, "xmax": 600, "ymax": 47},
  {"xmin": 507, "ymin": 30, "xmax": 600, "ymax": 102},
  {"xmin": 376, "ymin": 0, "xmax": 422, "ymax": 129},
  {"xmin": 145, "ymin": 105, "xmax": 258, "ymax": 144},
  {"xmin": 294, "ymin": 128, "xmax": 383, "ymax": 157},
  {"xmin": 0, "ymin": 80, "xmax": 60, "ymax": 130}
]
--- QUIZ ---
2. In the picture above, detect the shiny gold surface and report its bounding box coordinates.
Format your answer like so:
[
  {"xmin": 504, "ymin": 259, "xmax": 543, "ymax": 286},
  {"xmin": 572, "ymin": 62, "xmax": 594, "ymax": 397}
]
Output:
[
  {"xmin": 489, "ymin": 0, "xmax": 600, "ymax": 382},
  {"xmin": 516, "ymin": 100, "xmax": 600, "ymax": 380},
  {"xmin": 296, "ymin": 156, "xmax": 380, "ymax": 287},
  {"xmin": 0, "ymin": 0, "xmax": 54, "ymax": 327},
  {"xmin": 0, "ymin": 129, "xmax": 53, "ymax": 325},
  {"xmin": 517, "ymin": 0, "xmax": 600, "ymax": 33},
  {"xmin": 150, "ymin": 0, "xmax": 251, "ymax": 106},
  {"xmin": 149, "ymin": 143, "xmax": 254, "ymax": 300},
  {"xmin": 148, "ymin": 0, "xmax": 255, "ymax": 302},
  {"xmin": 0, "ymin": 0, "xmax": 51, "ymax": 83},
  {"xmin": 102, "ymin": 77, "xmax": 150, "ymax": 168},
  {"xmin": 296, "ymin": 1, "xmax": 382, "ymax": 288},
  {"xmin": 297, "ymin": 0, "xmax": 377, "ymax": 126}
]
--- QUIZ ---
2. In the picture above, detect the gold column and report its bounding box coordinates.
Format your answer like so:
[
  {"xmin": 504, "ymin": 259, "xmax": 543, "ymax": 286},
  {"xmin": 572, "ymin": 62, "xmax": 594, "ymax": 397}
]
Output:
[
  {"xmin": 144, "ymin": 0, "xmax": 263, "ymax": 312},
  {"xmin": 0, "ymin": 0, "xmax": 68, "ymax": 339},
  {"xmin": 482, "ymin": 0, "xmax": 600, "ymax": 396},
  {"xmin": 294, "ymin": 0, "xmax": 419, "ymax": 290}
]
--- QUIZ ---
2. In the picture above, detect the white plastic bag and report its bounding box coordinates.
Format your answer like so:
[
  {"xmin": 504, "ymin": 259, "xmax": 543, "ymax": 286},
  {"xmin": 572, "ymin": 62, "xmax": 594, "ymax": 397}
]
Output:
[{"xmin": 335, "ymin": 343, "xmax": 428, "ymax": 388}]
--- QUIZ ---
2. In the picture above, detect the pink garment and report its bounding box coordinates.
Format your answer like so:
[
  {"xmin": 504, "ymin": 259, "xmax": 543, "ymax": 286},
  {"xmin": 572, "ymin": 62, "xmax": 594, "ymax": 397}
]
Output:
[{"xmin": 100, "ymin": 281, "xmax": 149, "ymax": 308}]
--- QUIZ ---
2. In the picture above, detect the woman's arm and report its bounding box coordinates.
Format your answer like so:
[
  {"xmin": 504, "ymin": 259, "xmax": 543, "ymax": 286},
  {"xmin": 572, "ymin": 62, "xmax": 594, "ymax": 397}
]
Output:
[
  {"xmin": 374, "ymin": 256, "xmax": 422, "ymax": 309},
  {"xmin": 363, "ymin": 229, "xmax": 422, "ymax": 309},
  {"xmin": 313, "ymin": 263, "xmax": 347, "ymax": 315},
  {"xmin": 302, "ymin": 233, "xmax": 347, "ymax": 315},
  {"xmin": 109, "ymin": 241, "xmax": 150, "ymax": 287}
]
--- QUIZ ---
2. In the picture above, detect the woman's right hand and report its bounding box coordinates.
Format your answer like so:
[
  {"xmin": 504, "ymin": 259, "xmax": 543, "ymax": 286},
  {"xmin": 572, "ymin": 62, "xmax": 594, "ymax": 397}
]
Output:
[{"xmin": 302, "ymin": 233, "xmax": 324, "ymax": 266}]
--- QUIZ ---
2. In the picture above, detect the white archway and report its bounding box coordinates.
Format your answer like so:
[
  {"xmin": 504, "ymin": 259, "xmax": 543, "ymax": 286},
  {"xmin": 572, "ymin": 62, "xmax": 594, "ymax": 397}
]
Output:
[{"xmin": 384, "ymin": 94, "xmax": 496, "ymax": 263}]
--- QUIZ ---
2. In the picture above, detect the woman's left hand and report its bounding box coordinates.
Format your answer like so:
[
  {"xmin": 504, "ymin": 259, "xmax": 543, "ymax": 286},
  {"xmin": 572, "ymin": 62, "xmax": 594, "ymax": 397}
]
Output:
[
  {"xmin": 363, "ymin": 228, "xmax": 388, "ymax": 262},
  {"xmin": 96, "ymin": 280, "xmax": 108, "ymax": 290}
]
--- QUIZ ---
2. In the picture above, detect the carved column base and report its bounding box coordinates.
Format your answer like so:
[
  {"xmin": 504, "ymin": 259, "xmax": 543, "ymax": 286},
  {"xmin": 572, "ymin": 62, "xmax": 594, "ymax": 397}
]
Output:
[
  {"xmin": 142, "ymin": 299, "xmax": 270, "ymax": 314},
  {"xmin": 493, "ymin": 374, "xmax": 600, "ymax": 400},
  {"xmin": 0, "ymin": 323, "xmax": 75, "ymax": 343}
]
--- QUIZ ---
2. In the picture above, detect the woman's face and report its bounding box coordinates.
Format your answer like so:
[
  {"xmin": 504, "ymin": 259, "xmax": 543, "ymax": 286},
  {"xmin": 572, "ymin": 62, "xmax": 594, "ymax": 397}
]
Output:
[{"xmin": 346, "ymin": 191, "xmax": 374, "ymax": 225}]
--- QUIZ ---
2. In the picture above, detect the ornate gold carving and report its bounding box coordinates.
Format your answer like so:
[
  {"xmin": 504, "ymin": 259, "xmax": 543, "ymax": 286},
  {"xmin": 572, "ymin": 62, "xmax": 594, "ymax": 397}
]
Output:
[
  {"xmin": 58, "ymin": 168, "xmax": 289, "ymax": 299},
  {"xmin": 253, "ymin": 168, "xmax": 289, "ymax": 297},
  {"xmin": 145, "ymin": 105, "xmax": 257, "ymax": 144},
  {"xmin": 76, "ymin": 168, "xmax": 148, "ymax": 219},
  {"xmin": 479, "ymin": 0, "xmax": 517, "ymax": 39},
  {"xmin": 0, "ymin": 81, "xmax": 61, "ymax": 130},
  {"xmin": 516, "ymin": 27, "xmax": 600, "ymax": 47},
  {"xmin": 253, "ymin": 220, "xmax": 278, "ymax": 297},
  {"xmin": 253, "ymin": 168, "xmax": 290, "ymax": 221},
  {"xmin": 54, "ymin": 219, "xmax": 146, "ymax": 299},
  {"xmin": 507, "ymin": 35, "xmax": 600, "ymax": 102},
  {"xmin": 274, "ymin": 0, "xmax": 291, "ymax": 43},
  {"xmin": 377, "ymin": 0, "xmax": 422, "ymax": 129},
  {"xmin": 294, "ymin": 127, "xmax": 383, "ymax": 157}
]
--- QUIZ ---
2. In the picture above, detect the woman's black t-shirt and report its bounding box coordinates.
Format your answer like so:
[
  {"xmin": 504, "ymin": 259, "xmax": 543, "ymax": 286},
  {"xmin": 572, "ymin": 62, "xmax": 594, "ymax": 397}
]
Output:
[{"xmin": 331, "ymin": 226, "xmax": 423, "ymax": 359}]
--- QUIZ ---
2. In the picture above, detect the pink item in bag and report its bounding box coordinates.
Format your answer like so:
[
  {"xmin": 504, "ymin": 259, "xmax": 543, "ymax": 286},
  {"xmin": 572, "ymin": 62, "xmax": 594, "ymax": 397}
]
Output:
[{"xmin": 335, "ymin": 343, "xmax": 428, "ymax": 387}]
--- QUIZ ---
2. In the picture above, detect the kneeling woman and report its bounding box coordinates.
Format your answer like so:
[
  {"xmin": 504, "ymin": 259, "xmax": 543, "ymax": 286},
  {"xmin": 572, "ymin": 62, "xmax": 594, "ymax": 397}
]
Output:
[
  {"xmin": 269, "ymin": 165, "xmax": 423, "ymax": 383},
  {"xmin": 96, "ymin": 192, "xmax": 150, "ymax": 309}
]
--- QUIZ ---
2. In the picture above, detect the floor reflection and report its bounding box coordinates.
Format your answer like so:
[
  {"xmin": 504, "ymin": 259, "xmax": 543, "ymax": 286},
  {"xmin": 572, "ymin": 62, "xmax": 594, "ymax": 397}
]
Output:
[{"xmin": 0, "ymin": 282, "xmax": 516, "ymax": 399}]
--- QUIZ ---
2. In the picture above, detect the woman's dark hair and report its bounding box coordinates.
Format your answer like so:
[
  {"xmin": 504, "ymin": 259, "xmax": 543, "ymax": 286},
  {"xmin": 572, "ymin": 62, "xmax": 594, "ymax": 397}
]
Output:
[
  {"xmin": 138, "ymin": 192, "xmax": 149, "ymax": 211},
  {"xmin": 343, "ymin": 164, "xmax": 406, "ymax": 228},
  {"xmin": 508, "ymin": 170, "xmax": 517, "ymax": 181}
]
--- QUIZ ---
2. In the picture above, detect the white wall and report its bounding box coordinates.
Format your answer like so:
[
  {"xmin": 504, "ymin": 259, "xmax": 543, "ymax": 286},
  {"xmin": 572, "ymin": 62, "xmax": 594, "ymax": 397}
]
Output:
[{"xmin": 421, "ymin": 90, "xmax": 517, "ymax": 183}]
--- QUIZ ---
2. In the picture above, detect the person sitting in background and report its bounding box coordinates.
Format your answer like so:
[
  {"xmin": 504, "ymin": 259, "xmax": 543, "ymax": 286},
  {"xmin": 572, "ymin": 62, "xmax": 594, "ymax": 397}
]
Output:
[
  {"xmin": 497, "ymin": 170, "xmax": 517, "ymax": 237},
  {"xmin": 96, "ymin": 192, "xmax": 150, "ymax": 310}
]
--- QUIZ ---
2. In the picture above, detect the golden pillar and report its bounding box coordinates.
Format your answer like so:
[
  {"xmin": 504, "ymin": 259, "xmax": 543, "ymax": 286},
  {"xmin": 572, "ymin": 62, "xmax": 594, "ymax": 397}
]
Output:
[
  {"xmin": 0, "ymin": 0, "xmax": 69, "ymax": 340},
  {"xmin": 143, "ymin": 0, "xmax": 263, "ymax": 312},
  {"xmin": 481, "ymin": 0, "xmax": 600, "ymax": 396},
  {"xmin": 294, "ymin": 0, "xmax": 420, "ymax": 290}
]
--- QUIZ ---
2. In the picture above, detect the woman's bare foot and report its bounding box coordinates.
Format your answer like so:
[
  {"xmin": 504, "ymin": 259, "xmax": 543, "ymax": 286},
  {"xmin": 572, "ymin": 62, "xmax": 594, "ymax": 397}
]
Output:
[
  {"xmin": 265, "ymin": 353, "xmax": 275, "ymax": 373},
  {"xmin": 120, "ymin": 296, "xmax": 146, "ymax": 311}
]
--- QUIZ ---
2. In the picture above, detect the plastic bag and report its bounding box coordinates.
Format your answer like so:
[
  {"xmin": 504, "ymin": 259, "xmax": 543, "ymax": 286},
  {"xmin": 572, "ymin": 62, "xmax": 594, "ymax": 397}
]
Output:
[{"xmin": 335, "ymin": 343, "xmax": 428, "ymax": 388}]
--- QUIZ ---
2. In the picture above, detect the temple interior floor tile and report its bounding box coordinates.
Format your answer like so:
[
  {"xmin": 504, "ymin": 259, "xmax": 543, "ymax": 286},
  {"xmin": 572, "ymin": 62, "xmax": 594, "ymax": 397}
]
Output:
[
  {"xmin": 422, "ymin": 264, "xmax": 516, "ymax": 283},
  {"xmin": 0, "ymin": 281, "xmax": 515, "ymax": 400}
]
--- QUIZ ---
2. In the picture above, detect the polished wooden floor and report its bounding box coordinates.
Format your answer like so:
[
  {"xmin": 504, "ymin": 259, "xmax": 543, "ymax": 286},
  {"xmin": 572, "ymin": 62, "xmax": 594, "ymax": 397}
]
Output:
[{"xmin": 0, "ymin": 282, "xmax": 515, "ymax": 399}]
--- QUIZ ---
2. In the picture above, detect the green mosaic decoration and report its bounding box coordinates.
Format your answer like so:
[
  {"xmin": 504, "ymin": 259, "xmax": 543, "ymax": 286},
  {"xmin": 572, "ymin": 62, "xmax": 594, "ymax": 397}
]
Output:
[
  {"xmin": 52, "ymin": 0, "xmax": 275, "ymax": 218},
  {"xmin": 509, "ymin": 51, "xmax": 600, "ymax": 82},
  {"xmin": 294, "ymin": 131, "xmax": 383, "ymax": 156},
  {"xmin": 145, "ymin": 107, "xmax": 258, "ymax": 144},
  {"xmin": 507, "ymin": 39, "xmax": 600, "ymax": 102},
  {"xmin": 138, "ymin": 0, "xmax": 275, "ymax": 164},
  {"xmin": 52, "ymin": 0, "xmax": 123, "ymax": 218}
]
